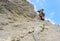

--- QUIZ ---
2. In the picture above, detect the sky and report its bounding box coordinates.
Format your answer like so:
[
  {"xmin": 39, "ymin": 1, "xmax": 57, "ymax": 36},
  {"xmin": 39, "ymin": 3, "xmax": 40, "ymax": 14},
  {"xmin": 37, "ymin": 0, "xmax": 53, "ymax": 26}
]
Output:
[{"xmin": 27, "ymin": 0, "xmax": 60, "ymax": 25}]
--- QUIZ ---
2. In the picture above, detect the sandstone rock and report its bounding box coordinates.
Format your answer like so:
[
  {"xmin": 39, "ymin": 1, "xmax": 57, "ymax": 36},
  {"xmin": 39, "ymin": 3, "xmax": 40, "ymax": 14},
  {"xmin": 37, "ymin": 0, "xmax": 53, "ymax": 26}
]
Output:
[{"xmin": 0, "ymin": 0, "xmax": 60, "ymax": 41}]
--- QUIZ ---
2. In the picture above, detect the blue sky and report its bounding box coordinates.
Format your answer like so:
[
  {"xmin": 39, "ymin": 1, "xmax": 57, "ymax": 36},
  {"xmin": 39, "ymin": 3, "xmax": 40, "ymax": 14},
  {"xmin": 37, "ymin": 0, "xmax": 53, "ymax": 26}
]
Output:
[{"xmin": 27, "ymin": 0, "xmax": 60, "ymax": 24}]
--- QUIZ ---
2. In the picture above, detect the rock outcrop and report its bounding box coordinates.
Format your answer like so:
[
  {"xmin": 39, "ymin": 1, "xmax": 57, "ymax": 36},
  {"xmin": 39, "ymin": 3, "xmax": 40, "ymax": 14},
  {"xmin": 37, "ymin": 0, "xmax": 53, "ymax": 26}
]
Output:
[{"xmin": 0, "ymin": 0, "xmax": 60, "ymax": 41}]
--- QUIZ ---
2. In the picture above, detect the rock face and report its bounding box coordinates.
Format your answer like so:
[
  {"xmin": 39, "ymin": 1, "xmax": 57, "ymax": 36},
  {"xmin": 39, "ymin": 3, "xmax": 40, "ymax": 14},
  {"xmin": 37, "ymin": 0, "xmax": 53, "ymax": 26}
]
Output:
[
  {"xmin": 0, "ymin": 0, "xmax": 36, "ymax": 18},
  {"xmin": 0, "ymin": 0, "xmax": 60, "ymax": 41}
]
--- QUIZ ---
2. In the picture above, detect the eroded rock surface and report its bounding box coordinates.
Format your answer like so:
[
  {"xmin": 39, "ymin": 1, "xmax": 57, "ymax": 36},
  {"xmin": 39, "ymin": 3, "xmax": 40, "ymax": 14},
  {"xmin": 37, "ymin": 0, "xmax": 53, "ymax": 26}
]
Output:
[{"xmin": 0, "ymin": 0, "xmax": 60, "ymax": 41}]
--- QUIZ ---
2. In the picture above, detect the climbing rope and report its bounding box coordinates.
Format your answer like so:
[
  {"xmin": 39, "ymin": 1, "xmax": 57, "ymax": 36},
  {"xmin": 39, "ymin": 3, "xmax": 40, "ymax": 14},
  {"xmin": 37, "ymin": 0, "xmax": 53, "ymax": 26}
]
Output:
[
  {"xmin": 20, "ymin": 22, "xmax": 40, "ymax": 41},
  {"xmin": 33, "ymin": 22, "xmax": 40, "ymax": 41}
]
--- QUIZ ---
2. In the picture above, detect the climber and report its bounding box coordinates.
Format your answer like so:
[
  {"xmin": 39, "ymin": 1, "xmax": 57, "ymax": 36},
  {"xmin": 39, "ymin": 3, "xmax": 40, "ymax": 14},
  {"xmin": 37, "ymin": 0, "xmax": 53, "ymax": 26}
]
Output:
[{"xmin": 37, "ymin": 9, "xmax": 45, "ymax": 21}]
